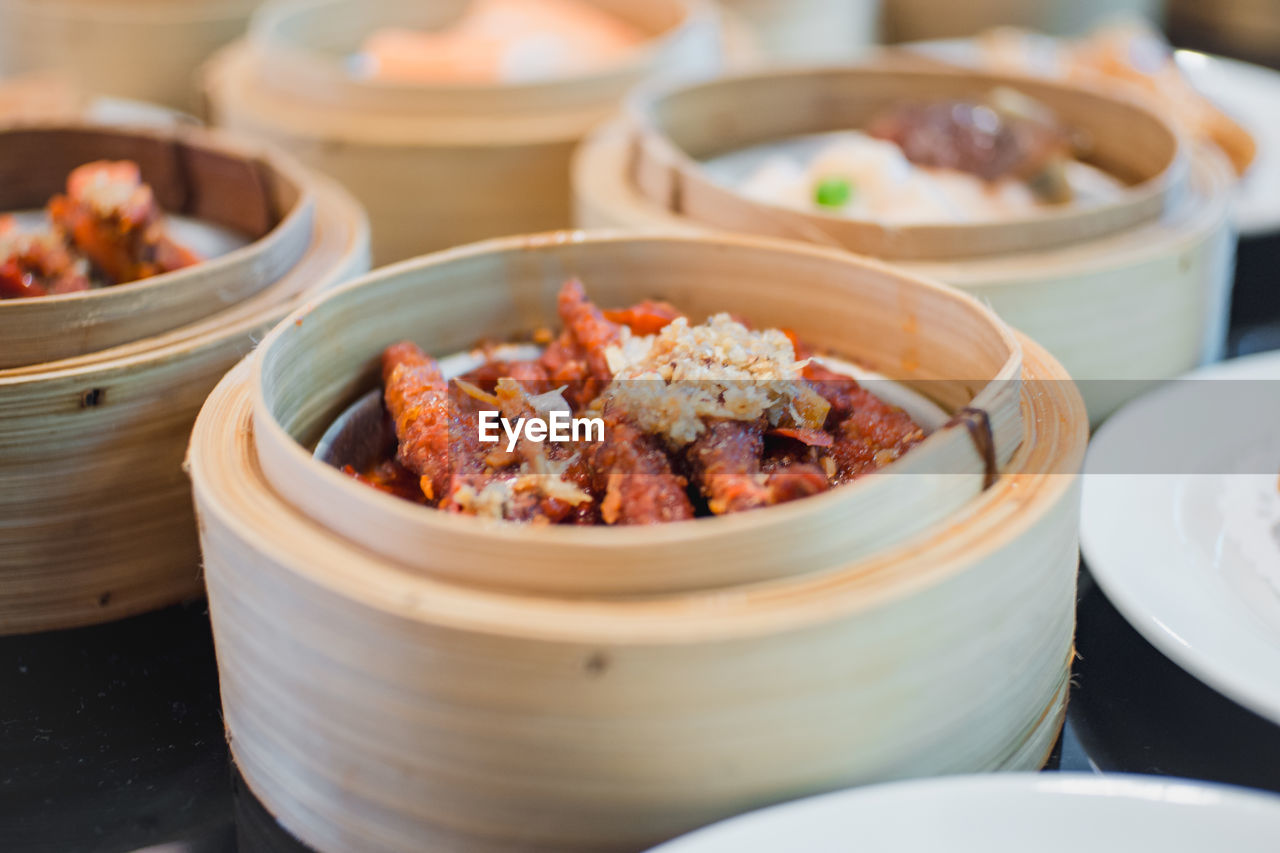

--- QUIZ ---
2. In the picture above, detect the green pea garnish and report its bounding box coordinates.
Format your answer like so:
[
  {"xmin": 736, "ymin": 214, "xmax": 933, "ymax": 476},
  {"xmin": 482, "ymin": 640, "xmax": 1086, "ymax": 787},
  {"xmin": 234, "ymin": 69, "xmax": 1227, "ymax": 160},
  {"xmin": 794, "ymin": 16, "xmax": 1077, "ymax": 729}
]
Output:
[{"xmin": 815, "ymin": 176, "xmax": 854, "ymax": 208}]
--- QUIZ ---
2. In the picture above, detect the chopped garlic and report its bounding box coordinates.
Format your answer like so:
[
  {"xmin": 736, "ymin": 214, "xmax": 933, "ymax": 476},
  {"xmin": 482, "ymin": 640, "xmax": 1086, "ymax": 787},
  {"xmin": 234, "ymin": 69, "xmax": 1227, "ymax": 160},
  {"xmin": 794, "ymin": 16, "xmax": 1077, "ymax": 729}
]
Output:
[{"xmin": 601, "ymin": 313, "xmax": 824, "ymax": 445}]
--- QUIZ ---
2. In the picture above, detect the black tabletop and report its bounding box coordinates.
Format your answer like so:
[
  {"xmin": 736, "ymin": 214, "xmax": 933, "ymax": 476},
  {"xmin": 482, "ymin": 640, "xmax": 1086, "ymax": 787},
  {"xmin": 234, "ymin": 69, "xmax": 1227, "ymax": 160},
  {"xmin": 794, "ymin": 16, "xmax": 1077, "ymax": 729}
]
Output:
[{"xmin": 3, "ymin": 561, "xmax": 1280, "ymax": 853}]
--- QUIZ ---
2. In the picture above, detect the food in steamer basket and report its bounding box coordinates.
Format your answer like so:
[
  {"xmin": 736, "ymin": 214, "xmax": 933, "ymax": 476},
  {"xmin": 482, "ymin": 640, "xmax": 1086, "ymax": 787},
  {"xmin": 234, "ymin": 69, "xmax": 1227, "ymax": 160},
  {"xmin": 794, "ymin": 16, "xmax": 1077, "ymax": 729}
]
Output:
[
  {"xmin": 734, "ymin": 88, "xmax": 1128, "ymax": 223},
  {"xmin": 0, "ymin": 160, "xmax": 199, "ymax": 299},
  {"xmin": 349, "ymin": 279, "xmax": 926, "ymax": 524}
]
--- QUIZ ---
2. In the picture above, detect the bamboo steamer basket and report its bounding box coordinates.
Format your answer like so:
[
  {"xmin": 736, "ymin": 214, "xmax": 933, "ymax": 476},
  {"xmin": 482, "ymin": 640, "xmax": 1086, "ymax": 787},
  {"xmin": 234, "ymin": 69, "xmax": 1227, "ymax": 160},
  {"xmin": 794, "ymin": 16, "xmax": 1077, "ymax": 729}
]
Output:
[
  {"xmin": 0, "ymin": 122, "xmax": 317, "ymax": 369},
  {"xmin": 623, "ymin": 67, "xmax": 1186, "ymax": 261},
  {"xmin": 0, "ymin": 0, "xmax": 259, "ymax": 113},
  {"xmin": 0, "ymin": 170, "xmax": 369, "ymax": 636},
  {"xmin": 882, "ymin": 0, "xmax": 1164, "ymax": 42},
  {"xmin": 189, "ymin": 232, "xmax": 1088, "ymax": 852},
  {"xmin": 1169, "ymin": 0, "xmax": 1280, "ymax": 60},
  {"xmin": 571, "ymin": 66, "xmax": 1234, "ymax": 423},
  {"xmin": 252, "ymin": 233, "xmax": 1025, "ymax": 596},
  {"xmin": 202, "ymin": 0, "xmax": 723, "ymax": 266},
  {"xmin": 718, "ymin": 0, "xmax": 881, "ymax": 64}
]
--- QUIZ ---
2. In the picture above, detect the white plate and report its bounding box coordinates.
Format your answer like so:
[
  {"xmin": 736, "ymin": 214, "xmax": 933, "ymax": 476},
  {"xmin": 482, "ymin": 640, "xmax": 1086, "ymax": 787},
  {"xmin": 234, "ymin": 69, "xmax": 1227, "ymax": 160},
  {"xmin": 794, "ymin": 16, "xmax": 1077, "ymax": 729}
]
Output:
[
  {"xmin": 647, "ymin": 774, "xmax": 1280, "ymax": 852},
  {"xmin": 1082, "ymin": 350, "xmax": 1280, "ymax": 725},
  {"xmin": 905, "ymin": 39, "xmax": 1280, "ymax": 237}
]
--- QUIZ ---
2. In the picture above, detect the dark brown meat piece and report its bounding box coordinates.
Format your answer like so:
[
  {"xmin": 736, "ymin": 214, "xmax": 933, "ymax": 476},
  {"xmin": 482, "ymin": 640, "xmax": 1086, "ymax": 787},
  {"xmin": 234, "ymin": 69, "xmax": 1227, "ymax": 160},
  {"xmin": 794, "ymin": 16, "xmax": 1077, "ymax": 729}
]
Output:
[
  {"xmin": 593, "ymin": 415, "xmax": 694, "ymax": 525},
  {"xmin": 382, "ymin": 341, "xmax": 495, "ymax": 506},
  {"xmin": 828, "ymin": 402, "xmax": 925, "ymax": 483},
  {"xmin": 686, "ymin": 419, "xmax": 772, "ymax": 514},
  {"xmin": 540, "ymin": 278, "xmax": 621, "ymax": 409},
  {"xmin": 868, "ymin": 100, "xmax": 1068, "ymax": 183},
  {"xmin": 456, "ymin": 358, "xmax": 551, "ymax": 395},
  {"xmin": 343, "ymin": 459, "xmax": 427, "ymax": 504},
  {"xmin": 688, "ymin": 419, "xmax": 832, "ymax": 514}
]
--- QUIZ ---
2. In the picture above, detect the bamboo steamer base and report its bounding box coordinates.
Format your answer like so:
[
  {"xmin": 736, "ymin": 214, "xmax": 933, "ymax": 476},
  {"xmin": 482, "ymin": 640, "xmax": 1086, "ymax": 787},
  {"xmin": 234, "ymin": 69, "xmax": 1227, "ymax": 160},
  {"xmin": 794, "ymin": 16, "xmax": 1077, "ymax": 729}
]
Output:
[
  {"xmin": 190, "ymin": 327, "xmax": 1084, "ymax": 852},
  {"xmin": 0, "ymin": 175, "xmax": 368, "ymax": 636},
  {"xmin": 204, "ymin": 46, "xmax": 577, "ymax": 265},
  {"xmin": 573, "ymin": 119, "xmax": 1235, "ymax": 423},
  {"xmin": 203, "ymin": 0, "xmax": 722, "ymax": 266},
  {"xmin": 0, "ymin": 0, "xmax": 260, "ymax": 113}
]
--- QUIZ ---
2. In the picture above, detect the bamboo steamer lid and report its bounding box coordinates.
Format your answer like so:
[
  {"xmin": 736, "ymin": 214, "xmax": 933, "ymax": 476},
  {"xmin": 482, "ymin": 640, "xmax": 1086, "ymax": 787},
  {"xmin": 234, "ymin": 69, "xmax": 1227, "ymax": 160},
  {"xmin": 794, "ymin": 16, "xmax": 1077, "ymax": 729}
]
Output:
[
  {"xmin": 188, "ymin": 233, "xmax": 1087, "ymax": 853},
  {"xmin": 0, "ymin": 171, "xmax": 369, "ymax": 636},
  {"xmin": 252, "ymin": 232, "xmax": 1023, "ymax": 596},
  {"xmin": 0, "ymin": 122, "xmax": 317, "ymax": 369},
  {"xmin": 0, "ymin": 0, "xmax": 260, "ymax": 113},
  {"xmin": 202, "ymin": 0, "xmax": 723, "ymax": 266},
  {"xmin": 571, "ymin": 68, "xmax": 1234, "ymax": 423}
]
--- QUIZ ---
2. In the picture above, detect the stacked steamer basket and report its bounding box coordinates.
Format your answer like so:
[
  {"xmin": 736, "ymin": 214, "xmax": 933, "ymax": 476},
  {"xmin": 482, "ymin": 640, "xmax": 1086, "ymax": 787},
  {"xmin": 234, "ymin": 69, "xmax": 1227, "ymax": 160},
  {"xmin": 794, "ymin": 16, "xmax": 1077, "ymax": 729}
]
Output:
[
  {"xmin": 881, "ymin": 0, "xmax": 1162, "ymax": 42},
  {"xmin": 202, "ymin": 0, "xmax": 722, "ymax": 265},
  {"xmin": 0, "ymin": 0, "xmax": 260, "ymax": 112},
  {"xmin": 0, "ymin": 122, "xmax": 369, "ymax": 636},
  {"xmin": 572, "ymin": 65, "xmax": 1235, "ymax": 424},
  {"xmin": 718, "ymin": 0, "xmax": 881, "ymax": 63},
  {"xmin": 188, "ymin": 232, "xmax": 1088, "ymax": 853}
]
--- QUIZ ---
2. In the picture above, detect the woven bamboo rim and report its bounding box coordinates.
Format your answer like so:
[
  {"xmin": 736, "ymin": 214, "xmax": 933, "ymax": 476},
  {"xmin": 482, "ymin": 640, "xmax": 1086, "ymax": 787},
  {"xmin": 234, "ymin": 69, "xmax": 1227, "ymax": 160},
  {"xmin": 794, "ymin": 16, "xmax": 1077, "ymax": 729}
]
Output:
[
  {"xmin": 249, "ymin": 231, "xmax": 1025, "ymax": 596},
  {"xmin": 0, "ymin": 172, "xmax": 369, "ymax": 636},
  {"xmin": 202, "ymin": 0, "xmax": 722, "ymax": 264},
  {"xmin": 572, "ymin": 118, "xmax": 1234, "ymax": 423},
  {"xmin": 0, "ymin": 122, "xmax": 316, "ymax": 369},
  {"xmin": 625, "ymin": 64, "xmax": 1188, "ymax": 261},
  {"xmin": 240, "ymin": 0, "xmax": 721, "ymax": 141},
  {"xmin": 190, "ymin": 319, "xmax": 1085, "ymax": 852}
]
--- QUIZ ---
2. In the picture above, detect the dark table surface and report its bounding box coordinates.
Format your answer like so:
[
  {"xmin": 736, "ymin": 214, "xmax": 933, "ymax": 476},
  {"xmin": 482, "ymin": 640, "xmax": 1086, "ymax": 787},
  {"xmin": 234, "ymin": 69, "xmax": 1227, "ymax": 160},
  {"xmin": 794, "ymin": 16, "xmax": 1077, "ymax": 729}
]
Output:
[{"xmin": 3, "ymin": 563, "xmax": 1280, "ymax": 853}]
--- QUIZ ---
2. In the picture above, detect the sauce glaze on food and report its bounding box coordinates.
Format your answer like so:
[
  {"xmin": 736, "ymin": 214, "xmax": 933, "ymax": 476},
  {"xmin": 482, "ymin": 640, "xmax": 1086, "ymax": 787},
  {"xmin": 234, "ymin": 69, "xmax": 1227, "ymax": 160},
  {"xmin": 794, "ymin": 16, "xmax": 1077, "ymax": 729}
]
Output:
[
  {"xmin": 0, "ymin": 160, "xmax": 199, "ymax": 300},
  {"xmin": 349, "ymin": 279, "xmax": 925, "ymax": 525}
]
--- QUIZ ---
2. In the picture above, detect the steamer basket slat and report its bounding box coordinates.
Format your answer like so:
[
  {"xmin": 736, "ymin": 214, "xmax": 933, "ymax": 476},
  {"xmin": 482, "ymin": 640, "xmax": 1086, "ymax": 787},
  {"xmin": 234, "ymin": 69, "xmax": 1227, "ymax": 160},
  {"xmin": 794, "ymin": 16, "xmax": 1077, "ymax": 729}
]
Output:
[{"xmin": 189, "ymin": 232, "xmax": 1086, "ymax": 851}]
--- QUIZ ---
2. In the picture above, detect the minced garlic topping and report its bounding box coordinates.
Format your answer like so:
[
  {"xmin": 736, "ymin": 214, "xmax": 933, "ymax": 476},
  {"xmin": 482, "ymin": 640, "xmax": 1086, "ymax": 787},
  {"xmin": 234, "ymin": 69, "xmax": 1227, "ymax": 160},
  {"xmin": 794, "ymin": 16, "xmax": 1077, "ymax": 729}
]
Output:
[{"xmin": 602, "ymin": 313, "xmax": 827, "ymax": 445}]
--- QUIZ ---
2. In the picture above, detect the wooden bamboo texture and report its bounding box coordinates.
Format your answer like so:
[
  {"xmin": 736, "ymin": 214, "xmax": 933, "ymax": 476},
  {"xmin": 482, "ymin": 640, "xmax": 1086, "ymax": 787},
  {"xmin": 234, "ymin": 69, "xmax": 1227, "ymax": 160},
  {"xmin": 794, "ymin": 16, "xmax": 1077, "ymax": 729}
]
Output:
[
  {"xmin": 190, "ymin": 313, "xmax": 1086, "ymax": 852},
  {"xmin": 201, "ymin": 0, "xmax": 722, "ymax": 265},
  {"xmin": 0, "ymin": 0, "xmax": 260, "ymax": 112},
  {"xmin": 626, "ymin": 65, "xmax": 1186, "ymax": 262},
  {"xmin": 0, "ymin": 172, "xmax": 368, "ymax": 636},
  {"xmin": 572, "ymin": 115, "xmax": 1234, "ymax": 424},
  {"xmin": 882, "ymin": 0, "xmax": 1164, "ymax": 42},
  {"xmin": 250, "ymin": 232, "xmax": 1024, "ymax": 596},
  {"xmin": 0, "ymin": 122, "xmax": 316, "ymax": 369},
  {"xmin": 1169, "ymin": 0, "xmax": 1280, "ymax": 58}
]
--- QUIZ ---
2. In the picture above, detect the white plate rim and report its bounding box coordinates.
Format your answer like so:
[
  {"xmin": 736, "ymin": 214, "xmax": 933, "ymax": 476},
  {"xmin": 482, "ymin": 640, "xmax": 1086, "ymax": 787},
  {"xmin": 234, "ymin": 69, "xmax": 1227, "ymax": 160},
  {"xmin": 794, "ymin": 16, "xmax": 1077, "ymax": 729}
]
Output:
[
  {"xmin": 1081, "ymin": 349, "xmax": 1280, "ymax": 726},
  {"xmin": 646, "ymin": 772, "xmax": 1280, "ymax": 852}
]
